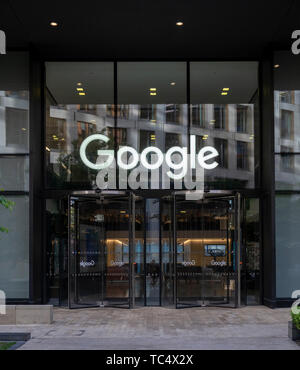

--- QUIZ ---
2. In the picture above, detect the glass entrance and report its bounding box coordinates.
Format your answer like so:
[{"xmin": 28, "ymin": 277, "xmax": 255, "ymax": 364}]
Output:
[
  {"xmin": 68, "ymin": 191, "xmax": 242, "ymax": 309},
  {"xmin": 175, "ymin": 195, "xmax": 240, "ymax": 308},
  {"xmin": 68, "ymin": 192, "xmax": 131, "ymax": 308}
]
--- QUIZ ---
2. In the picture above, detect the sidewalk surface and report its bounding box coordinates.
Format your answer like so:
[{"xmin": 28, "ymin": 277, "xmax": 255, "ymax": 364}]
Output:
[{"xmin": 0, "ymin": 306, "xmax": 299, "ymax": 350}]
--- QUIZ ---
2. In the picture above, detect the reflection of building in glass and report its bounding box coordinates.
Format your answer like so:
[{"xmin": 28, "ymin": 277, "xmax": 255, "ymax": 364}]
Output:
[
  {"xmin": 274, "ymin": 91, "xmax": 300, "ymax": 190},
  {"xmin": 46, "ymin": 101, "xmax": 255, "ymax": 189}
]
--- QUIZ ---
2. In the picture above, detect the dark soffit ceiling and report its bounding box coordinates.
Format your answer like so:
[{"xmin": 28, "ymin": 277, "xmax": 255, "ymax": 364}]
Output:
[{"xmin": 0, "ymin": 0, "xmax": 299, "ymax": 59}]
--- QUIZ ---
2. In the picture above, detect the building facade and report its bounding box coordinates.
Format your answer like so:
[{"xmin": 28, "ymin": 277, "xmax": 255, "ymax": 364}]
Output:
[{"xmin": 0, "ymin": 2, "xmax": 300, "ymax": 310}]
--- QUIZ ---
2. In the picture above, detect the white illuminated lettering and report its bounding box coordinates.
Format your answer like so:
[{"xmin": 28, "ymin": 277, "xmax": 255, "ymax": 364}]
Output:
[
  {"xmin": 198, "ymin": 146, "xmax": 219, "ymax": 170},
  {"xmin": 140, "ymin": 147, "xmax": 164, "ymax": 170},
  {"xmin": 165, "ymin": 146, "xmax": 188, "ymax": 180},
  {"xmin": 117, "ymin": 146, "xmax": 139, "ymax": 170},
  {"xmin": 80, "ymin": 134, "xmax": 114, "ymax": 170}
]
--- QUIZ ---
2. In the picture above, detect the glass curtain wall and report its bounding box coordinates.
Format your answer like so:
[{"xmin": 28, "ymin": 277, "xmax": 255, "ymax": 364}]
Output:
[
  {"xmin": 274, "ymin": 52, "xmax": 300, "ymax": 299},
  {"xmin": 190, "ymin": 62, "xmax": 259, "ymax": 190},
  {"xmin": 0, "ymin": 52, "xmax": 30, "ymax": 299}
]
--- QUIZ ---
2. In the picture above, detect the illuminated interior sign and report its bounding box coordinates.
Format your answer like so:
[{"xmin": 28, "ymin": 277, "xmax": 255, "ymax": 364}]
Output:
[
  {"xmin": 80, "ymin": 134, "xmax": 219, "ymax": 180},
  {"xmin": 0, "ymin": 31, "xmax": 6, "ymax": 55}
]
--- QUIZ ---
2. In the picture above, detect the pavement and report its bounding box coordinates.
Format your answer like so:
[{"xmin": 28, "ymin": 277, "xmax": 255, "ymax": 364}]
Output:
[{"xmin": 0, "ymin": 306, "xmax": 299, "ymax": 350}]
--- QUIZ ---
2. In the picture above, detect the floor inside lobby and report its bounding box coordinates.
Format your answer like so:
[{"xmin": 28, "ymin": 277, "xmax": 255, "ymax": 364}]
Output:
[{"xmin": 0, "ymin": 306, "xmax": 299, "ymax": 350}]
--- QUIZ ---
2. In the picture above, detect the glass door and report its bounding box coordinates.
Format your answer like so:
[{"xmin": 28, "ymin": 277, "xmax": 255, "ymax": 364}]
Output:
[
  {"xmin": 175, "ymin": 194, "xmax": 240, "ymax": 308},
  {"xmin": 68, "ymin": 193, "xmax": 131, "ymax": 309}
]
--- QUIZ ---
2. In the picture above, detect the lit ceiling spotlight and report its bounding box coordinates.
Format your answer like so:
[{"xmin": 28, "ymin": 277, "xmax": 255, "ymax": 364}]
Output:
[
  {"xmin": 79, "ymin": 92, "xmax": 86, "ymax": 96},
  {"xmin": 221, "ymin": 92, "xmax": 228, "ymax": 96},
  {"xmin": 170, "ymin": 82, "xmax": 176, "ymax": 86},
  {"xmin": 50, "ymin": 21, "xmax": 58, "ymax": 27},
  {"xmin": 176, "ymin": 21, "xmax": 184, "ymax": 26},
  {"xmin": 149, "ymin": 88, "xmax": 157, "ymax": 96},
  {"xmin": 223, "ymin": 88, "xmax": 230, "ymax": 91},
  {"xmin": 120, "ymin": 211, "xmax": 126, "ymax": 214},
  {"xmin": 274, "ymin": 64, "xmax": 280, "ymax": 69},
  {"xmin": 77, "ymin": 88, "xmax": 84, "ymax": 91},
  {"xmin": 46, "ymin": 147, "xmax": 51, "ymax": 152},
  {"xmin": 77, "ymin": 83, "xmax": 82, "ymax": 86},
  {"xmin": 21, "ymin": 128, "xmax": 27, "ymax": 131}
]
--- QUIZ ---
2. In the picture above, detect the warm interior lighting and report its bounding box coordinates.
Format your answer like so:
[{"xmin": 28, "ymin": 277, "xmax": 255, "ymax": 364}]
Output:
[
  {"xmin": 79, "ymin": 92, "xmax": 86, "ymax": 96},
  {"xmin": 150, "ymin": 93, "xmax": 157, "ymax": 96},
  {"xmin": 221, "ymin": 92, "xmax": 228, "ymax": 96},
  {"xmin": 77, "ymin": 88, "xmax": 84, "ymax": 91},
  {"xmin": 176, "ymin": 21, "xmax": 184, "ymax": 26},
  {"xmin": 223, "ymin": 88, "xmax": 230, "ymax": 91},
  {"xmin": 170, "ymin": 82, "xmax": 176, "ymax": 86},
  {"xmin": 46, "ymin": 147, "xmax": 51, "ymax": 152},
  {"xmin": 274, "ymin": 64, "xmax": 280, "ymax": 69},
  {"xmin": 183, "ymin": 239, "xmax": 231, "ymax": 245},
  {"xmin": 150, "ymin": 88, "xmax": 157, "ymax": 91},
  {"xmin": 77, "ymin": 82, "xmax": 82, "ymax": 86},
  {"xmin": 50, "ymin": 22, "xmax": 58, "ymax": 27}
]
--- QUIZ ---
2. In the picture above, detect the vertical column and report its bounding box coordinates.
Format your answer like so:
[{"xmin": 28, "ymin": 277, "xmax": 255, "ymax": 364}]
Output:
[{"xmin": 260, "ymin": 53, "xmax": 277, "ymax": 308}]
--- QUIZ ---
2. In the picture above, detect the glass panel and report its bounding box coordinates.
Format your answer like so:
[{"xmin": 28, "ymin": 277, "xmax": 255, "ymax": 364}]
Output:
[
  {"xmin": 69, "ymin": 198, "xmax": 102, "ymax": 308},
  {"xmin": 201, "ymin": 198, "xmax": 236, "ymax": 307},
  {"xmin": 69, "ymin": 194, "xmax": 130, "ymax": 308},
  {"xmin": 276, "ymin": 194, "xmax": 300, "ymax": 298},
  {"xmin": 241, "ymin": 198, "xmax": 261, "ymax": 305},
  {"xmin": 176, "ymin": 196, "xmax": 237, "ymax": 308},
  {"xmin": 145, "ymin": 199, "xmax": 160, "ymax": 306},
  {"xmin": 190, "ymin": 62, "xmax": 258, "ymax": 190},
  {"xmin": 45, "ymin": 62, "xmax": 114, "ymax": 189},
  {"xmin": 134, "ymin": 197, "xmax": 145, "ymax": 306},
  {"xmin": 103, "ymin": 196, "xmax": 130, "ymax": 307},
  {"xmin": 46, "ymin": 199, "xmax": 68, "ymax": 306},
  {"xmin": 117, "ymin": 62, "xmax": 188, "ymax": 194},
  {"xmin": 274, "ymin": 53, "xmax": 300, "ymax": 190},
  {"xmin": 0, "ymin": 156, "xmax": 29, "ymax": 191},
  {"xmin": 0, "ymin": 53, "xmax": 29, "ymax": 154},
  {"xmin": 161, "ymin": 196, "xmax": 174, "ymax": 307},
  {"xmin": 0, "ymin": 196, "xmax": 29, "ymax": 299}
]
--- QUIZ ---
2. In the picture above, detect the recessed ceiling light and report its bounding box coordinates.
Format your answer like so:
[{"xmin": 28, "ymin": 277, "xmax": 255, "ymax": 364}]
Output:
[
  {"xmin": 50, "ymin": 22, "xmax": 58, "ymax": 27},
  {"xmin": 223, "ymin": 88, "xmax": 230, "ymax": 91},
  {"xmin": 79, "ymin": 92, "xmax": 86, "ymax": 96},
  {"xmin": 77, "ymin": 88, "xmax": 84, "ymax": 91},
  {"xmin": 77, "ymin": 83, "xmax": 82, "ymax": 86},
  {"xmin": 150, "ymin": 93, "xmax": 157, "ymax": 96},
  {"xmin": 176, "ymin": 21, "xmax": 184, "ymax": 26},
  {"xmin": 170, "ymin": 82, "xmax": 176, "ymax": 86},
  {"xmin": 221, "ymin": 92, "xmax": 228, "ymax": 96},
  {"xmin": 274, "ymin": 64, "xmax": 280, "ymax": 69},
  {"xmin": 150, "ymin": 88, "xmax": 157, "ymax": 91}
]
